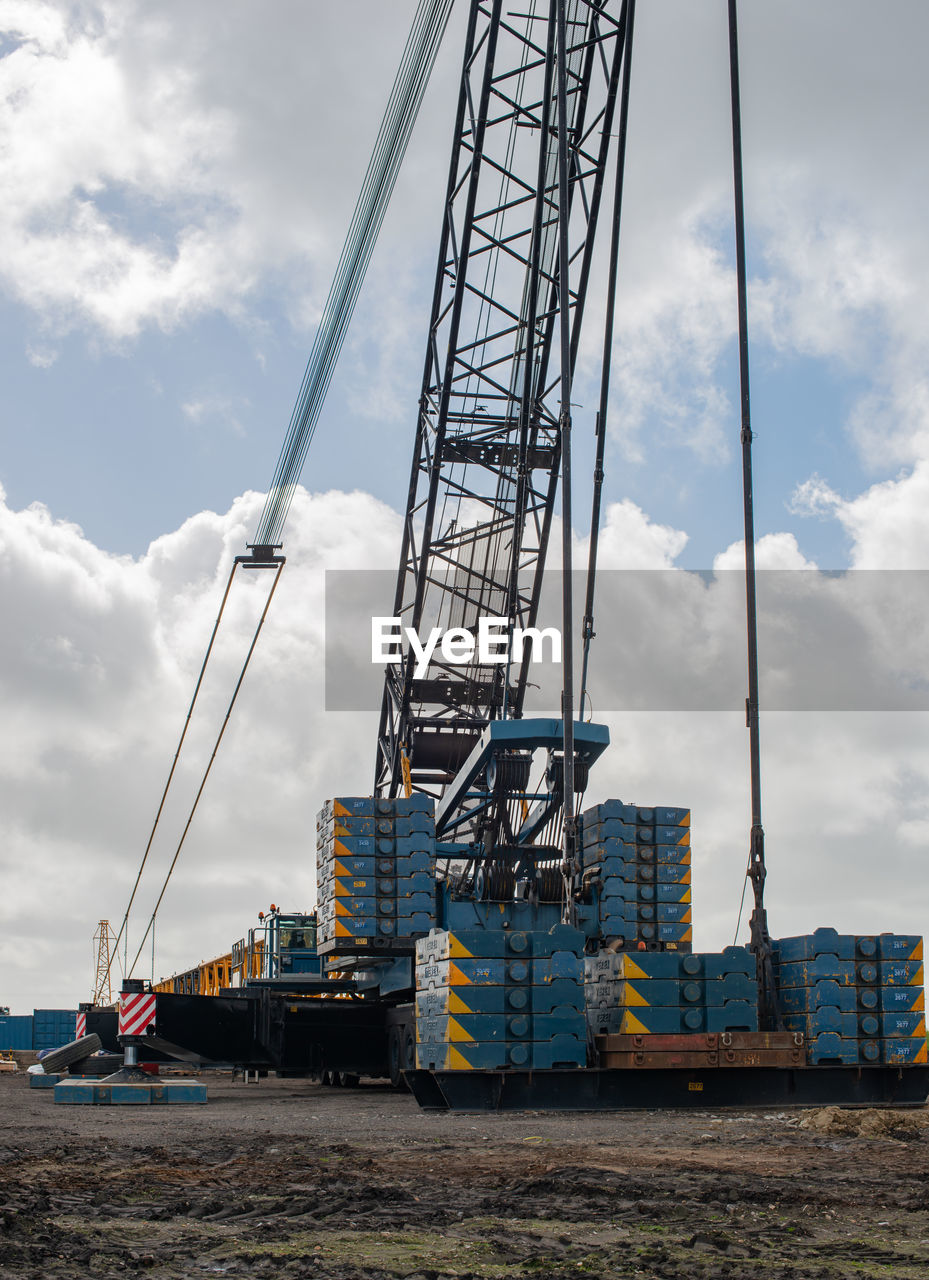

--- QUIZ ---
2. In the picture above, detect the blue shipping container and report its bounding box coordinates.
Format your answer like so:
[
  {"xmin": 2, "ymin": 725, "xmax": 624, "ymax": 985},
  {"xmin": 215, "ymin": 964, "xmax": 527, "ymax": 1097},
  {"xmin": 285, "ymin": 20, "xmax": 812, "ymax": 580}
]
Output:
[
  {"xmin": 0, "ymin": 1015, "xmax": 34, "ymax": 1050},
  {"xmin": 32, "ymin": 1009, "xmax": 77, "ymax": 1050}
]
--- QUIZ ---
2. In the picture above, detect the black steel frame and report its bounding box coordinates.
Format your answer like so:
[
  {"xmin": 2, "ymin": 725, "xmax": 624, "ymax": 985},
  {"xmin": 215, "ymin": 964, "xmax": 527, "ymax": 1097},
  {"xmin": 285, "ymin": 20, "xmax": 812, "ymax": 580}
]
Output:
[{"xmin": 376, "ymin": 0, "xmax": 630, "ymax": 800}]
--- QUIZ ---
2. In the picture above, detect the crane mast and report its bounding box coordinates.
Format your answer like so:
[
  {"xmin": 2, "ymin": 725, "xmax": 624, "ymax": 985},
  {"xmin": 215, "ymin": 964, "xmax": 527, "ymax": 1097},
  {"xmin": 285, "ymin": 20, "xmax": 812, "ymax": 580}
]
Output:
[{"xmin": 376, "ymin": 0, "xmax": 629, "ymax": 814}]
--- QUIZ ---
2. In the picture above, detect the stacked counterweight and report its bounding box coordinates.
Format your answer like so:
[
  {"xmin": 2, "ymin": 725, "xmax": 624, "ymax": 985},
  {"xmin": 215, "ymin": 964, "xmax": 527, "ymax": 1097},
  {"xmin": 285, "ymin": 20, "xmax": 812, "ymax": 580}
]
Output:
[
  {"xmin": 415, "ymin": 927, "xmax": 587, "ymax": 1070},
  {"xmin": 585, "ymin": 947, "xmax": 759, "ymax": 1036},
  {"xmin": 316, "ymin": 796, "xmax": 436, "ymax": 956},
  {"xmin": 774, "ymin": 929, "xmax": 926, "ymax": 1065},
  {"xmin": 581, "ymin": 801, "xmax": 692, "ymax": 950}
]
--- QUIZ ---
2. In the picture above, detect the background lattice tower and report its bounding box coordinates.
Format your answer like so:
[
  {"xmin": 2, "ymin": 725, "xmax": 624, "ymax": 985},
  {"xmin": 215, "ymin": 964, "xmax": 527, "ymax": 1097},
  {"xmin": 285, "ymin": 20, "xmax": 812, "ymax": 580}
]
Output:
[{"xmin": 92, "ymin": 919, "xmax": 115, "ymax": 1005}]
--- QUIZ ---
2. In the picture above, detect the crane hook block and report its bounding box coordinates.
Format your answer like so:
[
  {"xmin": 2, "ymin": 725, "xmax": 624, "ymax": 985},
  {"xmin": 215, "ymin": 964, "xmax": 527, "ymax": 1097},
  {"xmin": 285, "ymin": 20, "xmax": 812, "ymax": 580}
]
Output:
[{"xmin": 236, "ymin": 543, "xmax": 286, "ymax": 569}]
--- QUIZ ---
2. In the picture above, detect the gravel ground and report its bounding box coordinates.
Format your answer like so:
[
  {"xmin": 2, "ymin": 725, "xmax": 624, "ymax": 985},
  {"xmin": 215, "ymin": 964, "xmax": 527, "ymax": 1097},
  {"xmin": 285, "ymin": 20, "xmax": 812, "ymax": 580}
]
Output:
[{"xmin": 2, "ymin": 1070, "xmax": 929, "ymax": 1279}]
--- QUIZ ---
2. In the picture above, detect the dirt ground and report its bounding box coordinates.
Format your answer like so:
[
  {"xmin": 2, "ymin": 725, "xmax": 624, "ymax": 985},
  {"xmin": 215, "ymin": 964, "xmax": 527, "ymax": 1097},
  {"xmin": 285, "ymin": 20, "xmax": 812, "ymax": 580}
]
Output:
[{"xmin": 1, "ymin": 1071, "xmax": 928, "ymax": 1280}]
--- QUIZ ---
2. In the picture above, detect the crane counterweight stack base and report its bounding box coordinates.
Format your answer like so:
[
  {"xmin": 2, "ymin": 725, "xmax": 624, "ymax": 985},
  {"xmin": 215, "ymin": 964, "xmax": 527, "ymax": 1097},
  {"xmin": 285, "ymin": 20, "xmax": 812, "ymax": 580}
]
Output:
[{"xmin": 405, "ymin": 1064, "xmax": 929, "ymax": 1113}]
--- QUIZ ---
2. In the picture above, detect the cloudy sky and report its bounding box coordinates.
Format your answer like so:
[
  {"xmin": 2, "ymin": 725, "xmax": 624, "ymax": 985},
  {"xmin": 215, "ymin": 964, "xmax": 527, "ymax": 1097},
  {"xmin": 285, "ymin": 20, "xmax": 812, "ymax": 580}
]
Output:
[{"xmin": 1, "ymin": 0, "xmax": 928, "ymax": 1015}]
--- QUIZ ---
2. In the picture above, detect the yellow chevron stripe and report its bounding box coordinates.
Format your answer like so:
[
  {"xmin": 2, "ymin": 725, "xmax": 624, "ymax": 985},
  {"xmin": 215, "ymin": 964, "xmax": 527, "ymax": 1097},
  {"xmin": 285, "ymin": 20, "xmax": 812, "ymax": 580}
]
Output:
[
  {"xmin": 681, "ymin": 868, "xmax": 692, "ymax": 884},
  {"xmin": 331, "ymin": 874, "xmax": 372, "ymax": 890},
  {"xmin": 679, "ymin": 888, "xmax": 692, "ymax": 904},
  {"xmin": 447, "ymin": 1016, "xmax": 478, "ymax": 1043},
  {"xmin": 676, "ymin": 830, "xmax": 691, "ymax": 847},
  {"xmin": 447, "ymin": 934, "xmax": 476, "ymax": 960},
  {"xmin": 624, "ymin": 984, "xmax": 649, "ymax": 1007},
  {"xmin": 910, "ymin": 1016, "xmax": 926, "ymax": 1038},
  {"xmin": 623, "ymin": 958, "xmax": 648, "ymax": 981},
  {"xmin": 448, "ymin": 1045, "xmax": 475, "ymax": 1070},
  {"xmin": 681, "ymin": 908, "xmax": 692, "ymax": 924},
  {"xmin": 448, "ymin": 990, "xmax": 472, "ymax": 1015},
  {"xmin": 910, "ymin": 940, "xmax": 925, "ymax": 962},
  {"xmin": 333, "ymin": 922, "xmax": 369, "ymax": 942},
  {"xmin": 334, "ymin": 800, "xmax": 351, "ymax": 817},
  {"xmin": 910, "ymin": 965, "xmax": 925, "ymax": 986},
  {"xmin": 681, "ymin": 812, "xmax": 691, "ymax": 827},
  {"xmin": 448, "ymin": 960, "xmax": 470, "ymax": 986},
  {"xmin": 620, "ymin": 1010, "xmax": 651, "ymax": 1035}
]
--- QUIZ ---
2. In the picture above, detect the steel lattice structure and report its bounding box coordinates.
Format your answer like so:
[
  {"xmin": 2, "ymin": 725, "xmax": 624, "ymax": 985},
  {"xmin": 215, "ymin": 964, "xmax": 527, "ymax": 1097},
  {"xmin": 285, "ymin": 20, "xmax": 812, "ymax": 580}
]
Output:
[{"xmin": 377, "ymin": 0, "xmax": 630, "ymax": 799}]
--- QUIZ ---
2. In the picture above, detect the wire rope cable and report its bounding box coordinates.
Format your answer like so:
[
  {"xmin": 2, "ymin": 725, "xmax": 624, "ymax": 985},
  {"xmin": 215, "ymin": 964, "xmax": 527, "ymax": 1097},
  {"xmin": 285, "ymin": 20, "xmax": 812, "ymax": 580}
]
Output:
[
  {"xmin": 105, "ymin": 560, "xmax": 241, "ymax": 993},
  {"xmin": 127, "ymin": 563, "xmax": 286, "ymax": 979},
  {"xmin": 254, "ymin": 0, "xmax": 454, "ymax": 549}
]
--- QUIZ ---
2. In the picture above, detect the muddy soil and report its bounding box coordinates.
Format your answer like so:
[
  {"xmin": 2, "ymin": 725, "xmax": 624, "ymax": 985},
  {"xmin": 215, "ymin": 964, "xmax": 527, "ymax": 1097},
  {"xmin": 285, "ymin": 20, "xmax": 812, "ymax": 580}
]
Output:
[{"xmin": 1, "ymin": 1072, "xmax": 928, "ymax": 1279}]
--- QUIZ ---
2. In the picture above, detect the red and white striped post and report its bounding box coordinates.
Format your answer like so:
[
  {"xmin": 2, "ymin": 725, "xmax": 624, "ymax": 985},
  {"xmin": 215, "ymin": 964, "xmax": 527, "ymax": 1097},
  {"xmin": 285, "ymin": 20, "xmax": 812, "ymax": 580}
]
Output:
[{"xmin": 118, "ymin": 980, "xmax": 157, "ymax": 1069}]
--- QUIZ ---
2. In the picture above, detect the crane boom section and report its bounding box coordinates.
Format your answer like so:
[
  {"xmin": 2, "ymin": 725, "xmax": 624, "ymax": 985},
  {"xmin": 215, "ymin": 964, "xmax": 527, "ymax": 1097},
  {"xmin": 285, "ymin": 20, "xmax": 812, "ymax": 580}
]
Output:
[{"xmin": 377, "ymin": 0, "xmax": 627, "ymax": 798}]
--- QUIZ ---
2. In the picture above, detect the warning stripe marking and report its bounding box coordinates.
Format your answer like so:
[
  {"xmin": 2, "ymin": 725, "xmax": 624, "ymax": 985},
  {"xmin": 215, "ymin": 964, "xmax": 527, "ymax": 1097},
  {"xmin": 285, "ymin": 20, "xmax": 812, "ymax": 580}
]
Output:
[{"xmin": 118, "ymin": 993, "xmax": 157, "ymax": 1038}]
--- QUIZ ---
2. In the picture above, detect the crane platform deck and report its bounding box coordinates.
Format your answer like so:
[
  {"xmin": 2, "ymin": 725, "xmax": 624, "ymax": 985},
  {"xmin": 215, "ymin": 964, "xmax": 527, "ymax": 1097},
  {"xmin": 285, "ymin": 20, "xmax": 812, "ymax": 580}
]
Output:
[{"xmin": 406, "ymin": 1065, "xmax": 929, "ymax": 1112}]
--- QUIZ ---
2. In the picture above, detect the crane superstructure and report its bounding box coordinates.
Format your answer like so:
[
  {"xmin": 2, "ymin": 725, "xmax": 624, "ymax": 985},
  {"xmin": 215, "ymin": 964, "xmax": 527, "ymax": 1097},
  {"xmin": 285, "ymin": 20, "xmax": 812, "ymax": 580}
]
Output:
[{"xmin": 83, "ymin": 2, "xmax": 928, "ymax": 1112}]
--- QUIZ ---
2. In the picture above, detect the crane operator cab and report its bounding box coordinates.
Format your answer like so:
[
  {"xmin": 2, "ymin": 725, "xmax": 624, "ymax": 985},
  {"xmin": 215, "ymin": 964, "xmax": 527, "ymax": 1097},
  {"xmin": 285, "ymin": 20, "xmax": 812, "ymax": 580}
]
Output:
[{"xmin": 248, "ymin": 907, "xmax": 321, "ymax": 981}]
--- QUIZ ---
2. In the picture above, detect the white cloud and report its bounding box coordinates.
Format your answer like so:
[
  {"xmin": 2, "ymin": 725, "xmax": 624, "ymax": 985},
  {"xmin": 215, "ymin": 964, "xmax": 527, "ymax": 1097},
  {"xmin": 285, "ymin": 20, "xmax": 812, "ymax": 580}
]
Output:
[
  {"xmin": 181, "ymin": 393, "xmax": 250, "ymax": 438},
  {"xmin": 2, "ymin": 483, "xmax": 927, "ymax": 1015},
  {"xmin": 0, "ymin": 483, "xmax": 401, "ymax": 1010},
  {"xmin": 0, "ymin": 0, "xmax": 434, "ymax": 340}
]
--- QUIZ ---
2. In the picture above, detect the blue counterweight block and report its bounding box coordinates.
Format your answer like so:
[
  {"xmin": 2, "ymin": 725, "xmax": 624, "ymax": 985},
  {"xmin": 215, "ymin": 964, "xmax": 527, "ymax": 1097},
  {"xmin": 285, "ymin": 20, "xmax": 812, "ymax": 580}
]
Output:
[
  {"xmin": 653, "ymin": 845, "xmax": 692, "ymax": 865},
  {"xmin": 610, "ymin": 1003, "xmax": 758, "ymax": 1035},
  {"xmin": 877, "ymin": 934, "xmax": 923, "ymax": 962},
  {"xmin": 394, "ymin": 794, "xmax": 435, "ymax": 813},
  {"xmin": 654, "ymin": 807, "xmax": 691, "ymax": 826},
  {"xmin": 395, "ymin": 836, "xmax": 436, "ymax": 857},
  {"xmin": 597, "ymin": 884, "xmax": 634, "ymax": 906},
  {"xmin": 318, "ymin": 859, "xmax": 377, "ymax": 884},
  {"xmin": 880, "ymin": 1011, "xmax": 926, "ymax": 1038},
  {"xmin": 393, "ymin": 873, "xmax": 436, "ymax": 895},
  {"xmin": 858, "ymin": 1012, "xmax": 881, "ymax": 1039},
  {"xmin": 323, "ymin": 816, "xmax": 376, "ymax": 837},
  {"xmin": 319, "ymin": 876, "xmax": 377, "ymax": 897},
  {"xmin": 779, "ymin": 981, "xmax": 857, "ymax": 1014},
  {"xmin": 680, "ymin": 947, "xmax": 752, "ymax": 978},
  {"xmin": 657, "ymin": 864, "xmax": 693, "ymax": 884},
  {"xmin": 878, "ymin": 985, "xmax": 925, "ymax": 1013},
  {"xmin": 651, "ymin": 903, "xmax": 692, "ymax": 924},
  {"xmin": 416, "ymin": 979, "xmax": 584, "ymax": 1018},
  {"xmin": 594, "ymin": 859, "xmax": 633, "ymax": 884},
  {"xmin": 882, "ymin": 1037, "xmax": 928, "ymax": 1065},
  {"xmin": 584, "ymin": 836, "xmax": 635, "ymax": 861},
  {"xmin": 317, "ymin": 896, "xmax": 377, "ymax": 917},
  {"xmin": 416, "ymin": 925, "xmax": 585, "ymax": 963},
  {"xmin": 773, "ymin": 930, "xmax": 855, "ymax": 963},
  {"xmin": 584, "ymin": 820, "xmax": 637, "ymax": 845},
  {"xmin": 776, "ymin": 958, "xmax": 856, "ymax": 987},
  {"xmin": 416, "ymin": 954, "xmax": 585, "ymax": 990},
  {"xmin": 394, "ymin": 915, "xmax": 434, "ymax": 938},
  {"xmin": 782, "ymin": 1009, "xmax": 858, "ymax": 1038},
  {"xmin": 394, "ymin": 816, "xmax": 437, "ymax": 837},
  {"xmin": 416, "ymin": 1035, "xmax": 586, "ymax": 1071},
  {"xmin": 416, "ymin": 1007, "xmax": 587, "ymax": 1046},
  {"xmin": 636, "ymin": 882, "xmax": 692, "ymax": 905},
  {"xmin": 583, "ymin": 801, "xmax": 639, "ymax": 824},
  {"xmin": 325, "ymin": 837, "xmax": 378, "ymax": 859},
  {"xmin": 394, "ymin": 856, "xmax": 436, "ymax": 877},
  {"xmin": 393, "ymin": 893, "xmax": 434, "ymax": 917},
  {"xmin": 323, "ymin": 797, "xmax": 377, "ymax": 819},
  {"xmin": 586, "ymin": 974, "xmax": 758, "ymax": 1008},
  {"xmin": 878, "ymin": 961, "xmax": 924, "ymax": 986},
  {"xmin": 807, "ymin": 1033, "xmax": 860, "ymax": 1065}
]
